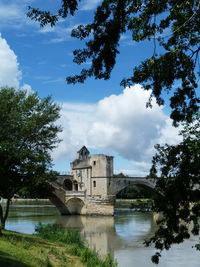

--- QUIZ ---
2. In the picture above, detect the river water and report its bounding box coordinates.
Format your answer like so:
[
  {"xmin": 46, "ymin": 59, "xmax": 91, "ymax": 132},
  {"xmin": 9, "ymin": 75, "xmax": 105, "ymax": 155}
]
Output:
[{"xmin": 5, "ymin": 200, "xmax": 199, "ymax": 267}]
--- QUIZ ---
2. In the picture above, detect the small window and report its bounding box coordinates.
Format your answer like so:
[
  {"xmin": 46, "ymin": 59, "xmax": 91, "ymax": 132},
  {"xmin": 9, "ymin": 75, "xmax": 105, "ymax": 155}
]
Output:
[
  {"xmin": 93, "ymin": 181, "xmax": 96, "ymax": 187},
  {"xmin": 93, "ymin": 161, "xmax": 96, "ymax": 165},
  {"xmin": 74, "ymin": 180, "xmax": 78, "ymax": 191}
]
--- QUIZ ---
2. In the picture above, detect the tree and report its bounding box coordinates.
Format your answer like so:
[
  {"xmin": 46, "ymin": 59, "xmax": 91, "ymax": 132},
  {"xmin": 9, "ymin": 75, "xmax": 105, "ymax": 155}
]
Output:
[
  {"xmin": 147, "ymin": 115, "xmax": 200, "ymax": 263},
  {"xmin": 27, "ymin": 0, "xmax": 200, "ymax": 125},
  {"xmin": 0, "ymin": 88, "xmax": 61, "ymax": 234}
]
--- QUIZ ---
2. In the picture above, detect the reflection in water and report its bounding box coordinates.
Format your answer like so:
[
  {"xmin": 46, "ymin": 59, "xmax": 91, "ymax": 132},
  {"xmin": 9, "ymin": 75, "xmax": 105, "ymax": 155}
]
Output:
[
  {"xmin": 56, "ymin": 215, "xmax": 116, "ymax": 255},
  {"xmin": 5, "ymin": 201, "xmax": 200, "ymax": 267}
]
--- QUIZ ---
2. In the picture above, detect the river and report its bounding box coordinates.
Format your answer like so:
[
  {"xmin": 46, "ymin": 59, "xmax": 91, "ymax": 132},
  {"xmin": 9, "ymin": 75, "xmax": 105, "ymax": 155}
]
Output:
[{"xmin": 5, "ymin": 200, "xmax": 199, "ymax": 267}]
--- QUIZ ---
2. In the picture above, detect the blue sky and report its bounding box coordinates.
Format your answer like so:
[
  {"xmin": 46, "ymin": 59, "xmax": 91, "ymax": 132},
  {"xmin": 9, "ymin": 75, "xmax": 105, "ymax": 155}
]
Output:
[{"xmin": 0, "ymin": 0, "xmax": 181, "ymax": 176}]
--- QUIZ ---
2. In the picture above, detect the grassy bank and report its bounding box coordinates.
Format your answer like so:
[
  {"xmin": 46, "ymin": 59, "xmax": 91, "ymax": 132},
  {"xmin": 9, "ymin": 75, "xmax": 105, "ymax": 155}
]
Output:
[
  {"xmin": 0, "ymin": 224, "xmax": 117, "ymax": 267},
  {"xmin": 0, "ymin": 230, "xmax": 84, "ymax": 267}
]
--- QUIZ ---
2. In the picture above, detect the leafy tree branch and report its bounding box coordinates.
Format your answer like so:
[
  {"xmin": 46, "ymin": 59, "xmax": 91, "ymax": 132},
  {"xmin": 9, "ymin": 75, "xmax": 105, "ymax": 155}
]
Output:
[{"xmin": 147, "ymin": 115, "xmax": 200, "ymax": 263}]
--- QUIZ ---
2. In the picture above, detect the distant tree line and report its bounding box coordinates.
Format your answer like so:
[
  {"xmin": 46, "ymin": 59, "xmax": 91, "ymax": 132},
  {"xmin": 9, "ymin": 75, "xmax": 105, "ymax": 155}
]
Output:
[{"xmin": 116, "ymin": 185, "xmax": 155, "ymax": 199}]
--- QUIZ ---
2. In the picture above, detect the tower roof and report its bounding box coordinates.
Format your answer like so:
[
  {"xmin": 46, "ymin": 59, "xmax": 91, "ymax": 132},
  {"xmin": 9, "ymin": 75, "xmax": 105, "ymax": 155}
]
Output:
[{"xmin": 77, "ymin": 146, "xmax": 89, "ymax": 153}]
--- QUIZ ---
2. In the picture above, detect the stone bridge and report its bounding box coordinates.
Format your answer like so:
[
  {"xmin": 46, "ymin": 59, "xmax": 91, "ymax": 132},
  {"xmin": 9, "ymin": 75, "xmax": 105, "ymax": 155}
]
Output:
[
  {"xmin": 50, "ymin": 175, "xmax": 156, "ymax": 216},
  {"xmin": 110, "ymin": 177, "xmax": 156, "ymax": 195},
  {"xmin": 49, "ymin": 146, "xmax": 157, "ymax": 216}
]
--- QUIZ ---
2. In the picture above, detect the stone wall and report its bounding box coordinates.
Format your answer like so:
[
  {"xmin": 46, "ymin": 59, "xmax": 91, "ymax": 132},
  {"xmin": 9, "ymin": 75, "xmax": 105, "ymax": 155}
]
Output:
[{"xmin": 85, "ymin": 203, "xmax": 114, "ymax": 216}]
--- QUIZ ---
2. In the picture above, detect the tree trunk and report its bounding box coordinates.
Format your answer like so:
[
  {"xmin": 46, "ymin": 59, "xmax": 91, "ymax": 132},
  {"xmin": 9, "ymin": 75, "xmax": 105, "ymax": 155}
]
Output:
[
  {"xmin": 0, "ymin": 203, "xmax": 3, "ymax": 236},
  {"xmin": 0, "ymin": 198, "xmax": 11, "ymax": 235}
]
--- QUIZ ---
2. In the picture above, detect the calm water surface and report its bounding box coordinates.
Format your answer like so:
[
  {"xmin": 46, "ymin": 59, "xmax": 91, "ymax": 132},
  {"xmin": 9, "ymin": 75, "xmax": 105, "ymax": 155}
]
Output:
[{"xmin": 5, "ymin": 200, "xmax": 199, "ymax": 267}]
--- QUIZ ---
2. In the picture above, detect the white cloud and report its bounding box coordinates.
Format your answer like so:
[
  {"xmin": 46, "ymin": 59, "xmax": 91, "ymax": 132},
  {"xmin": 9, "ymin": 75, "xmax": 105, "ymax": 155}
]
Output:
[
  {"xmin": 120, "ymin": 35, "xmax": 136, "ymax": 47},
  {"xmin": 0, "ymin": 3, "xmax": 22, "ymax": 20},
  {"xmin": 20, "ymin": 83, "xmax": 34, "ymax": 95},
  {"xmin": 0, "ymin": 34, "xmax": 33, "ymax": 93},
  {"xmin": 46, "ymin": 24, "xmax": 83, "ymax": 43},
  {"xmin": 53, "ymin": 85, "xmax": 180, "ymax": 175},
  {"xmin": 115, "ymin": 167, "xmax": 151, "ymax": 177},
  {"xmin": 39, "ymin": 25, "xmax": 55, "ymax": 34},
  {"xmin": 80, "ymin": 0, "xmax": 102, "ymax": 11},
  {"xmin": 0, "ymin": 34, "xmax": 21, "ymax": 88},
  {"xmin": 0, "ymin": 1, "xmax": 35, "ymax": 29},
  {"xmin": 158, "ymin": 118, "xmax": 182, "ymax": 145},
  {"xmin": 43, "ymin": 78, "xmax": 65, "ymax": 84},
  {"xmin": 53, "ymin": 102, "xmax": 96, "ymax": 160}
]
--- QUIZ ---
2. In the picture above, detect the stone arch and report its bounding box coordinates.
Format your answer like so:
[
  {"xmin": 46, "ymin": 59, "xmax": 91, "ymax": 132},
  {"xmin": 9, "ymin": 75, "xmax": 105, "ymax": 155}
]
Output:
[
  {"xmin": 63, "ymin": 179, "xmax": 73, "ymax": 191},
  {"xmin": 114, "ymin": 179, "xmax": 156, "ymax": 196},
  {"xmin": 66, "ymin": 198, "xmax": 85, "ymax": 214}
]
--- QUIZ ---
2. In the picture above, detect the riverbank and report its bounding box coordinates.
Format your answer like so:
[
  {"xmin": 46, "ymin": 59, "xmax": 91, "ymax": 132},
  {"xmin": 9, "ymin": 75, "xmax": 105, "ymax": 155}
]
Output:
[
  {"xmin": 0, "ymin": 225, "xmax": 117, "ymax": 267},
  {"xmin": 0, "ymin": 229, "xmax": 84, "ymax": 267}
]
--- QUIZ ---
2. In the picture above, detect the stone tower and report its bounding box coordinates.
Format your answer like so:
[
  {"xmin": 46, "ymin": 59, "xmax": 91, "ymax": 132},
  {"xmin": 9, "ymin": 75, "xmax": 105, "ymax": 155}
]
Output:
[{"xmin": 71, "ymin": 146, "xmax": 113, "ymax": 197}]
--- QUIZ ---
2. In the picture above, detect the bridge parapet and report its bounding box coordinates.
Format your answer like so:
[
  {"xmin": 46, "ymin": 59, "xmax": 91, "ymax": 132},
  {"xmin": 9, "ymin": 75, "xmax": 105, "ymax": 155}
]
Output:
[{"xmin": 64, "ymin": 191, "xmax": 85, "ymax": 196}]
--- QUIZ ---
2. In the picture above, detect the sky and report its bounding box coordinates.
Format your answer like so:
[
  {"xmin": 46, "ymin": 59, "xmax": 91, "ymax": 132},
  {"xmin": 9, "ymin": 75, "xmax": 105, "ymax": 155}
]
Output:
[{"xmin": 0, "ymin": 0, "xmax": 181, "ymax": 176}]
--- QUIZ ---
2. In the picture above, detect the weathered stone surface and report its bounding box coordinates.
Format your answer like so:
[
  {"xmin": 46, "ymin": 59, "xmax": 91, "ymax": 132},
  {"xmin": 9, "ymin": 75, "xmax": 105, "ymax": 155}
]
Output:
[{"xmin": 85, "ymin": 204, "xmax": 114, "ymax": 216}]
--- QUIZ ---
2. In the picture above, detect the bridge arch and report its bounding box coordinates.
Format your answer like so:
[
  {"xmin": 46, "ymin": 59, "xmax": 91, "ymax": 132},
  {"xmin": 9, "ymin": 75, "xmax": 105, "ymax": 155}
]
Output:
[
  {"xmin": 66, "ymin": 198, "xmax": 85, "ymax": 214},
  {"xmin": 113, "ymin": 178, "xmax": 156, "ymax": 196}
]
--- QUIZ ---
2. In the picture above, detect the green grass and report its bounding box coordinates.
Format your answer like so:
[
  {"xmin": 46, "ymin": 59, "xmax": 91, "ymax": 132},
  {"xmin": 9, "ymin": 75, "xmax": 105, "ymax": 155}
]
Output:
[
  {"xmin": 0, "ymin": 230, "xmax": 84, "ymax": 267},
  {"xmin": 35, "ymin": 223, "xmax": 84, "ymax": 247}
]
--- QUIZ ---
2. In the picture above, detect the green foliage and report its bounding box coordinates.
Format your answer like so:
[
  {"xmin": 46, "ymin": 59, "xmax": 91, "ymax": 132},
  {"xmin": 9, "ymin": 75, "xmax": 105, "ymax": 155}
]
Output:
[
  {"xmin": 67, "ymin": 244, "xmax": 81, "ymax": 256},
  {"xmin": 28, "ymin": 0, "xmax": 200, "ymax": 124},
  {"xmin": 116, "ymin": 185, "xmax": 155, "ymax": 199},
  {"xmin": 80, "ymin": 248, "xmax": 118, "ymax": 267},
  {"xmin": 22, "ymin": 238, "xmax": 31, "ymax": 249},
  {"xmin": 0, "ymin": 87, "xmax": 61, "ymax": 231},
  {"xmin": 147, "ymin": 115, "xmax": 200, "ymax": 263},
  {"xmin": 48, "ymin": 247, "xmax": 59, "ymax": 256},
  {"xmin": 35, "ymin": 223, "xmax": 85, "ymax": 247},
  {"xmin": 45, "ymin": 256, "xmax": 53, "ymax": 267},
  {"xmin": 130, "ymin": 199, "xmax": 153, "ymax": 211},
  {"xmin": 80, "ymin": 247, "xmax": 99, "ymax": 266},
  {"xmin": 27, "ymin": 0, "xmax": 80, "ymax": 26}
]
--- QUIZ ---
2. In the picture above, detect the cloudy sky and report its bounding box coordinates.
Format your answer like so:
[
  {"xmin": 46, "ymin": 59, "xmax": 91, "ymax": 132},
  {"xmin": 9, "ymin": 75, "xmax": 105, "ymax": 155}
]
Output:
[{"xmin": 0, "ymin": 0, "xmax": 181, "ymax": 176}]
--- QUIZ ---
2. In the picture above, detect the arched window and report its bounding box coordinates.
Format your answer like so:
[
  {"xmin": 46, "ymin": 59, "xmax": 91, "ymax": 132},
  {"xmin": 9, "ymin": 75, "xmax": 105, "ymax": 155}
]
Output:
[
  {"xmin": 93, "ymin": 181, "xmax": 96, "ymax": 187},
  {"xmin": 64, "ymin": 179, "xmax": 73, "ymax": 191}
]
